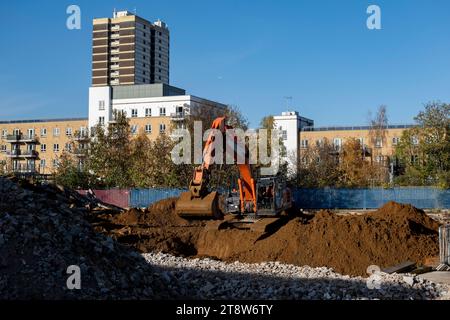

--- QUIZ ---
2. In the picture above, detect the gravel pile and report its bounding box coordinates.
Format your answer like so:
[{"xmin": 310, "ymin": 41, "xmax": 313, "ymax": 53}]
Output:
[
  {"xmin": 0, "ymin": 177, "xmax": 169, "ymax": 299},
  {"xmin": 143, "ymin": 252, "xmax": 450, "ymax": 300}
]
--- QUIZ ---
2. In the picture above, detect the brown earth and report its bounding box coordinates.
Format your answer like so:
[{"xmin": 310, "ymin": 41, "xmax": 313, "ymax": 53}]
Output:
[{"xmin": 90, "ymin": 199, "xmax": 441, "ymax": 277}]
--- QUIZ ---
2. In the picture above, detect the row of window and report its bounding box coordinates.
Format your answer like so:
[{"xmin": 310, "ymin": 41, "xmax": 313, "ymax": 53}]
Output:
[
  {"xmin": 131, "ymin": 124, "xmax": 166, "ymax": 134},
  {"xmin": 1, "ymin": 127, "xmax": 87, "ymax": 138},
  {"xmin": 98, "ymin": 102, "xmax": 170, "ymax": 118},
  {"xmin": 299, "ymin": 136, "xmax": 414, "ymax": 149}
]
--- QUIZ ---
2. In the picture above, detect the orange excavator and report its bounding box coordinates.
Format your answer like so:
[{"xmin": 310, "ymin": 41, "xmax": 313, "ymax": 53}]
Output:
[{"xmin": 175, "ymin": 117, "xmax": 292, "ymax": 230}]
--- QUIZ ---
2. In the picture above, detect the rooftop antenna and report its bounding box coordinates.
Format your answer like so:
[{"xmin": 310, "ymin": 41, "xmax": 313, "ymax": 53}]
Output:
[
  {"xmin": 134, "ymin": 7, "xmax": 137, "ymax": 15},
  {"xmin": 283, "ymin": 96, "xmax": 293, "ymax": 112},
  {"xmin": 113, "ymin": 8, "xmax": 116, "ymax": 18}
]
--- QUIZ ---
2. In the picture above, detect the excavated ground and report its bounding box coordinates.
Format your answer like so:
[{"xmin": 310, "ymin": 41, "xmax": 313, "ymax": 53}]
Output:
[{"xmin": 89, "ymin": 199, "xmax": 441, "ymax": 277}]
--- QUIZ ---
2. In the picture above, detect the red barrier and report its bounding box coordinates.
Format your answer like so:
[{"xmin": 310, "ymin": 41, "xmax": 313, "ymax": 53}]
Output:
[{"xmin": 77, "ymin": 189, "xmax": 130, "ymax": 208}]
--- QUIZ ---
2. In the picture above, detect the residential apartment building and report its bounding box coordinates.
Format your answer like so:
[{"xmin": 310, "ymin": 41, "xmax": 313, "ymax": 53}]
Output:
[
  {"xmin": 92, "ymin": 10, "xmax": 170, "ymax": 86},
  {"xmin": 88, "ymin": 83, "xmax": 227, "ymax": 136},
  {"xmin": 274, "ymin": 110, "xmax": 414, "ymax": 175},
  {"xmin": 0, "ymin": 118, "xmax": 88, "ymax": 174}
]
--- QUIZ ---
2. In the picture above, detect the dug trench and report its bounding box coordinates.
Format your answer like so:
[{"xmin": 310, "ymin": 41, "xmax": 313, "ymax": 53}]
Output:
[{"xmin": 88, "ymin": 199, "xmax": 440, "ymax": 277}]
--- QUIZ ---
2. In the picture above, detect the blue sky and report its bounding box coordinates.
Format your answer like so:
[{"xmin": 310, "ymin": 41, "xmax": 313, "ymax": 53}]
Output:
[{"xmin": 1, "ymin": 0, "xmax": 450, "ymax": 127}]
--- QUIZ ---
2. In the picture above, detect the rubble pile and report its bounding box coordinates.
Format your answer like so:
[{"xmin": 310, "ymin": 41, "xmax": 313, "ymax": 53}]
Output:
[
  {"xmin": 143, "ymin": 252, "xmax": 450, "ymax": 300},
  {"xmin": 0, "ymin": 177, "xmax": 169, "ymax": 299}
]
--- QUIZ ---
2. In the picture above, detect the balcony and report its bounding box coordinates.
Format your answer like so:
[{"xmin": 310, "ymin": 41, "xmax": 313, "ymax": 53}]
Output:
[
  {"xmin": 170, "ymin": 112, "xmax": 185, "ymax": 121},
  {"xmin": 111, "ymin": 55, "xmax": 119, "ymax": 61},
  {"xmin": 6, "ymin": 149, "xmax": 38, "ymax": 158},
  {"xmin": 6, "ymin": 134, "xmax": 38, "ymax": 143},
  {"xmin": 73, "ymin": 149, "xmax": 87, "ymax": 157},
  {"xmin": 111, "ymin": 41, "xmax": 120, "ymax": 47},
  {"xmin": 110, "ymin": 71, "xmax": 120, "ymax": 77},
  {"xmin": 111, "ymin": 32, "xmax": 120, "ymax": 39},
  {"xmin": 111, "ymin": 25, "xmax": 120, "ymax": 31},
  {"xmin": 111, "ymin": 48, "xmax": 120, "ymax": 54},
  {"xmin": 110, "ymin": 63, "xmax": 119, "ymax": 69},
  {"xmin": 6, "ymin": 134, "xmax": 21, "ymax": 142},
  {"xmin": 73, "ymin": 133, "xmax": 89, "ymax": 141}
]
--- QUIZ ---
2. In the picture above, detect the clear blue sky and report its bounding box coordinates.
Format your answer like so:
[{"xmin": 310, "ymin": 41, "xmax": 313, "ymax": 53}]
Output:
[{"xmin": 1, "ymin": 0, "xmax": 450, "ymax": 127}]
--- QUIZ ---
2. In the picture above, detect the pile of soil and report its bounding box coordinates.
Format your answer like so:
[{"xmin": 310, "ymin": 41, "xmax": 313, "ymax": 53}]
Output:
[
  {"xmin": 94, "ymin": 198, "xmax": 204, "ymax": 256},
  {"xmin": 94, "ymin": 199, "xmax": 441, "ymax": 277},
  {"xmin": 196, "ymin": 201, "xmax": 440, "ymax": 276}
]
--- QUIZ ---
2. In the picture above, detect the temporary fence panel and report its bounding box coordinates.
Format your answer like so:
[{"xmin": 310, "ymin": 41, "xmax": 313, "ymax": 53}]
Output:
[
  {"xmin": 293, "ymin": 187, "xmax": 450, "ymax": 209},
  {"xmin": 439, "ymin": 225, "xmax": 450, "ymax": 266},
  {"xmin": 77, "ymin": 189, "xmax": 130, "ymax": 208},
  {"xmin": 129, "ymin": 188, "xmax": 186, "ymax": 208}
]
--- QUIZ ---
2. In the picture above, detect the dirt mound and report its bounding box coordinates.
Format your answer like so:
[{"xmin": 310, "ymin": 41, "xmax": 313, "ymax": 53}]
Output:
[
  {"xmin": 94, "ymin": 197, "xmax": 441, "ymax": 277},
  {"xmin": 195, "ymin": 201, "xmax": 440, "ymax": 276},
  {"xmin": 140, "ymin": 198, "xmax": 189, "ymax": 226}
]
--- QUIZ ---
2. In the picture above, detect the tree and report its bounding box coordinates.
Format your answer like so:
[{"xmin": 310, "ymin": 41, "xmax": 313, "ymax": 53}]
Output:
[
  {"xmin": 88, "ymin": 110, "xmax": 132, "ymax": 188},
  {"xmin": 338, "ymin": 138, "xmax": 376, "ymax": 187},
  {"xmin": 296, "ymin": 138, "xmax": 341, "ymax": 187},
  {"xmin": 368, "ymin": 105, "xmax": 390, "ymax": 184},
  {"xmin": 395, "ymin": 101, "xmax": 450, "ymax": 187},
  {"xmin": 54, "ymin": 151, "xmax": 92, "ymax": 189}
]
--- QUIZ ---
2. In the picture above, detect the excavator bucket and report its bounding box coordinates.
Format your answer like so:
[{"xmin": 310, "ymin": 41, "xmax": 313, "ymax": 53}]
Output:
[{"xmin": 175, "ymin": 191, "xmax": 221, "ymax": 218}]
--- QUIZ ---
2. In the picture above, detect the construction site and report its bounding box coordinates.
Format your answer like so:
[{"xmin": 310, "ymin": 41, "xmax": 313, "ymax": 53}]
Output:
[
  {"xmin": 1, "ymin": 121, "xmax": 450, "ymax": 300},
  {"xmin": 1, "ymin": 4, "xmax": 450, "ymax": 311}
]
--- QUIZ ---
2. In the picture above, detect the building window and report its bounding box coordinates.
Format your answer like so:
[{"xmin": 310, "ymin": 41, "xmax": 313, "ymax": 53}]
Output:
[
  {"xmin": 158, "ymin": 68, "xmax": 161, "ymax": 72},
  {"xmin": 412, "ymin": 136, "xmax": 419, "ymax": 145},
  {"xmin": 65, "ymin": 143, "xmax": 72, "ymax": 152},
  {"xmin": 375, "ymin": 137, "xmax": 383, "ymax": 148},
  {"xmin": 53, "ymin": 144, "xmax": 59, "ymax": 152},
  {"xmin": 392, "ymin": 137, "xmax": 400, "ymax": 145},
  {"xmin": 333, "ymin": 138, "xmax": 342, "ymax": 151},
  {"xmin": 145, "ymin": 124, "xmax": 152, "ymax": 133},
  {"xmin": 27, "ymin": 129, "xmax": 35, "ymax": 139},
  {"xmin": 66, "ymin": 127, "xmax": 72, "ymax": 136},
  {"xmin": 159, "ymin": 123, "xmax": 166, "ymax": 133},
  {"xmin": 131, "ymin": 125, "xmax": 138, "ymax": 135},
  {"xmin": 131, "ymin": 109, "xmax": 138, "ymax": 117},
  {"xmin": 143, "ymin": 55, "xmax": 146, "ymax": 60},
  {"xmin": 375, "ymin": 155, "xmax": 383, "ymax": 163},
  {"xmin": 301, "ymin": 157, "xmax": 308, "ymax": 165},
  {"xmin": 159, "ymin": 107, "xmax": 166, "ymax": 116},
  {"xmin": 159, "ymin": 31, "xmax": 162, "ymax": 36},
  {"xmin": 1, "ymin": 129, "xmax": 7, "ymax": 138},
  {"xmin": 53, "ymin": 159, "xmax": 59, "ymax": 168},
  {"xmin": 300, "ymin": 139, "xmax": 308, "ymax": 148},
  {"xmin": 316, "ymin": 139, "xmax": 324, "ymax": 147},
  {"xmin": 41, "ymin": 128, "xmax": 47, "ymax": 137},
  {"xmin": 159, "ymin": 61, "xmax": 161, "ymax": 66},
  {"xmin": 40, "ymin": 159, "xmax": 46, "ymax": 168},
  {"xmin": 98, "ymin": 100, "xmax": 105, "ymax": 110},
  {"xmin": 53, "ymin": 128, "xmax": 60, "ymax": 136},
  {"xmin": 281, "ymin": 130, "xmax": 287, "ymax": 140},
  {"xmin": 0, "ymin": 145, "xmax": 6, "ymax": 152},
  {"xmin": 40, "ymin": 144, "xmax": 46, "ymax": 152},
  {"xmin": 143, "ymin": 63, "xmax": 146, "ymax": 68},
  {"xmin": 158, "ymin": 54, "xmax": 161, "ymax": 58},
  {"xmin": 99, "ymin": 117, "xmax": 105, "ymax": 125},
  {"xmin": 145, "ymin": 108, "xmax": 152, "ymax": 117}
]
